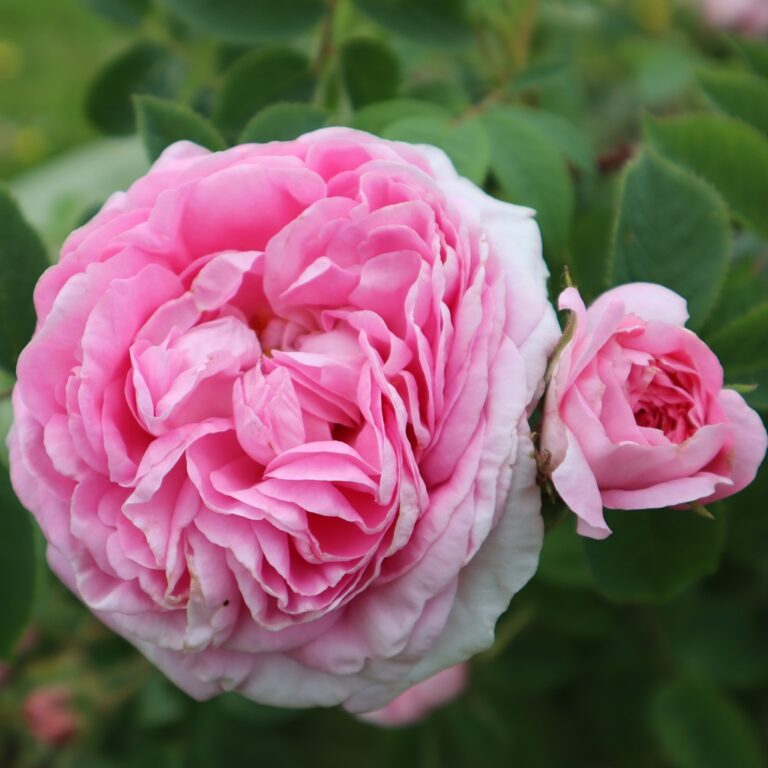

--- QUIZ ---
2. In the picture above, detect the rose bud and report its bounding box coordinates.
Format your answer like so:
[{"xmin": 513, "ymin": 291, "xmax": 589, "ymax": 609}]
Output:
[
  {"xmin": 357, "ymin": 663, "xmax": 468, "ymax": 727},
  {"xmin": 10, "ymin": 129, "xmax": 558, "ymax": 713},
  {"xmin": 23, "ymin": 686, "xmax": 80, "ymax": 747},
  {"xmin": 542, "ymin": 284, "xmax": 767, "ymax": 539}
]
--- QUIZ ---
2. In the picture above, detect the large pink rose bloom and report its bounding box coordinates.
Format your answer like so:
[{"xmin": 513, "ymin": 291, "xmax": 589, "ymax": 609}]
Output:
[
  {"xmin": 542, "ymin": 284, "xmax": 767, "ymax": 540},
  {"xmin": 701, "ymin": 0, "xmax": 768, "ymax": 37},
  {"xmin": 10, "ymin": 128, "xmax": 557, "ymax": 712}
]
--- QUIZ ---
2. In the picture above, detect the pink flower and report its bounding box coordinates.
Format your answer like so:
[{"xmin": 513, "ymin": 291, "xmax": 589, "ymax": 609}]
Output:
[
  {"xmin": 10, "ymin": 128, "xmax": 558, "ymax": 712},
  {"xmin": 701, "ymin": 0, "xmax": 768, "ymax": 37},
  {"xmin": 23, "ymin": 686, "xmax": 80, "ymax": 747},
  {"xmin": 542, "ymin": 284, "xmax": 767, "ymax": 540},
  {"xmin": 357, "ymin": 663, "xmax": 468, "ymax": 726}
]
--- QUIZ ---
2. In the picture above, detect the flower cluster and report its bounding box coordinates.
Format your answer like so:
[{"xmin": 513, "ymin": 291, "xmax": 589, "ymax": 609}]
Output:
[{"xmin": 9, "ymin": 128, "xmax": 766, "ymax": 718}]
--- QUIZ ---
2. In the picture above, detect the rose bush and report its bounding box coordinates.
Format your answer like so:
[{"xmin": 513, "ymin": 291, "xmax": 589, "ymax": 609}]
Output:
[
  {"xmin": 542, "ymin": 284, "xmax": 767, "ymax": 540},
  {"xmin": 10, "ymin": 128, "xmax": 558, "ymax": 712},
  {"xmin": 357, "ymin": 663, "xmax": 467, "ymax": 727}
]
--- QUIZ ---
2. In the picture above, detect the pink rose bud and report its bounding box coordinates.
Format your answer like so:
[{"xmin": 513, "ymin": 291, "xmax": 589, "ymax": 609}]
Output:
[
  {"xmin": 358, "ymin": 663, "xmax": 468, "ymax": 727},
  {"xmin": 701, "ymin": 0, "xmax": 768, "ymax": 37},
  {"xmin": 10, "ymin": 129, "xmax": 559, "ymax": 713},
  {"xmin": 542, "ymin": 284, "xmax": 767, "ymax": 539},
  {"xmin": 23, "ymin": 686, "xmax": 80, "ymax": 747}
]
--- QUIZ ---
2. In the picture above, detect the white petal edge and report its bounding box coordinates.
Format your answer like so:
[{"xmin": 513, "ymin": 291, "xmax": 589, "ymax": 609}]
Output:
[{"xmin": 343, "ymin": 427, "xmax": 544, "ymax": 713}]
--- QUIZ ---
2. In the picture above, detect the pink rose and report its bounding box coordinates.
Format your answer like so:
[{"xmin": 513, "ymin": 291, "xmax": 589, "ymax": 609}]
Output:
[
  {"xmin": 542, "ymin": 284, "xmax": 767, "ymax": 540},
  {"xmin": 10, "ymin": 128, "xmax": 558, "ymax": 712},
  {"xmin": 23, "ymin": 686, "xmax": 80, "ymax": 747},
  {"xmin": 357, "ymin": 663, "xmax": 467, "ymax": 726},
  {"xmin": 701, "ymin": 0, "xmax": 768, "ymax": 37}
]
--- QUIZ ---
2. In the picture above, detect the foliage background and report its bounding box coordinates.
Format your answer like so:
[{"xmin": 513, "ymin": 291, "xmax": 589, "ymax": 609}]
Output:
[{"xmin": 0, "ymin": 0, "xmax": 767, "ymax": 766}]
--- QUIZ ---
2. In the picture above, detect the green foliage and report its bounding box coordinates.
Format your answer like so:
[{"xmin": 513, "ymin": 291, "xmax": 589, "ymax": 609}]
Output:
[
  {"xmin": 662, "ymin": 592, "xmax": 768, "ymax": 689},
  {"xmin": 699, "ymin": 69, "xmax": 768, "ymax": 137},
  {"xmin": 726, "ymin": 457, "xmax": 768, "ymax": 575},
  {"xmin": 239, "ymin": 103, "xmax": 329, "ymax": 143},
  {"xmin": 352, "ymin": 0, "xmax": 470, "ymax": 47},
  {"xmin": 583, "ymin": 507, "xmax": 726, "ymax": 603},
  {"xmin": 482, "ymin": 105, "xmax": 574, "ymax": 255},
  {"xmin": 497, "ymin": 106, "xmax": 594, "ymax": 173},
  {"xmin": 3, "ymin": 2, "xmax": 768, "ymax": 766},
  {"xmin": 134, "ymin": 95, "xmax": 226, "ymax": 160},
  {"xmin": 0, "ymin": 466, "xmax": 37, "ymax": 658},
  {"xmin": 645, "ymin": 113, "xmax": 768, "ymax": 239},
  {"xmin": 610, "ymin": 151, "xmax": 731, "ymax": 329},
  {"xmin": 651, "ymin": 678, "xmax": 766, "ymax": 768},
  {"xmin": 161, "ymin": 0, "xmax": 325, "ymax": 43},
  {"xmin": 350, "ymin": 99, "xmax": 451, "ymax": 134},
  {"xmin": 340, "ymin": 38, "xmax": 402, "ymax": 108},
  {"xmin": 537, "ymin": 516, "xmax": 594, "ymax": 590},
  {"xmin": 383, "ymin": 116, "xmax": 490, "ymax": 184},
  {"xmin": 83, "ymin": 0, "xmax": 150, "ymax": 26},
  {"xmin": 0, "ymin": 188, "xmax": 50, "ymax": 372},
  {"xmin": 735, "ymin": 39, "xmax": 768, "ymax": 79},
  {"xmin": 86, "ymin": 42, "xmax": 184, "ymax": 136},
  {"xmin": 709, "ymin": 303, "xmax": 768, "ymax": 411},
  {"xmin": 213, "ymin": 48, "xmax": 316, "ymax": 140}
]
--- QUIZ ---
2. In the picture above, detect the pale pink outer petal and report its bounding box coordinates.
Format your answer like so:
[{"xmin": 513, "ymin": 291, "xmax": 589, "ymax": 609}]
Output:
[
  {"xmin": 548, "ymin": 425, "xmax": 610, "ymax": 539},
  {"xmin": 357, "ymin": 663, "xmax": 468, "ymax": 727},
  {"xmin": 414, "ymin": 143, "xmax": 559, "ymax": 405},
  {"xmin": 586, "ymin": 283, "xmax": 689, "ymax": 327},
  {"xmin": 601, "ymin": 473, "xmax": 730, "ymax": 509},
  {"xmin": 344, "ymin": 429, "xmax": 544, "ymax": 713},
  {"xmin": 703, "ymin": 389, "xmax": 768, "ymax": 503}
]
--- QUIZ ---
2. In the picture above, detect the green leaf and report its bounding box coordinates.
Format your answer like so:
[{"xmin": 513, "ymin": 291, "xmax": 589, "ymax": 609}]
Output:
[
  {"xmin": 538, "ymin": 516, "xmax": 594, "ymax": 590},
  {"xmin": 352, "ymin": 0, "xmax": 470, "ymax": 47},
  {"xmin": 161, "ymin": 0, "xmax": 324, "ymax": 43},
  {"xmin": 569, "ymin": 206, "xmax": 612, "ymax": 302},
  {"xmin": 213, "ymin": 48, "xmax": 316, "ymax": 141},
  {"xmin": 239, "ymin": 103, "xmax": 328, "ymax": 143},
  {"xmin": 726, "ymin": 457, "xmax": 768, "ymax": 575},
  {"xmin": 10, "ymin": 137, "xmax": 147, "ymax": 254},
  {"xmin": 340, "ymin": 38, "xmax": 401, "ymax": 109},
  {"xmin": 134, "ymin": 96, "xmax": 227, "ymax": 161},
  {"xmin": 350, "ymin": 99, "xmax": 451, "ymax": 135},
  {"xmin": 86, "ymin": 42, "xmax": 184, "ymax": 136},
  {"xmin": 584, "ymin": 507, "xmax": 726, "ymax": 603},
  {"xmin": 609, "ymin": 151, "xmax": 731, "ymax": 330},
  {"xmin": 383, "ymin": 116, "xmax": 490, "ymax": 185},
  {"xmin": 405, "ymin": 80, "xmax": 469, "ymax": 112},
  {"xmin": 651, "ymin": 678, "xmax": 765, "ymax": 768},
  {"xmin": 645, "ymin": 113, "xmax": 768, "ymax": 240},
  {"xmin": 709, "ymin": 302, "xmax": 768, "ymax": 411},
  {"xmin": 496, "ymin": 106, "xmax": 594, "ymax": 173},
  {"xmin": 0, "ymin": 467, "xmax": 37, "ymax": 658},
  {"xmin": 699, "ymin": 69, "xmax": 768, "ymax": 137},
  {"xmin": 662, "ymin": 593, "xmax": 768, "ymax": 689},
  {"xmin": 0, "ymin": 188, "xmax": 50, "ymax": 371},
  {"xmin": 218, "ymin": 693, "xmax": 302, "ymax": 725},
  {"xmin": 137, "ymin": 674, "xmax": 187, "ymax": 729},
  {"xmin": 702, "ymin": 234, "xmax": 768, "ymax": 333},
  {"xmin": 735, "ymin": 38, "xmax": 768, "ymax": 79},
  {"xmin": 84, "ymin": 0, "xmax": 150, "ymax": 26},
  {"xmin": 0, "ymin": 386, "xmax": 13, "ymax": 468},
  {"xmin": 482, "ymin": 105, "xmax": 574, "ymax": 255}
]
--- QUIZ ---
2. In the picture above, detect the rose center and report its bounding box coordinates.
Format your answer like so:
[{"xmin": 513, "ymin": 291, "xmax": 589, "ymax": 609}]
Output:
[{"xmin": 628, "ymin": 361, "xmax": 700, "ymax": 443}]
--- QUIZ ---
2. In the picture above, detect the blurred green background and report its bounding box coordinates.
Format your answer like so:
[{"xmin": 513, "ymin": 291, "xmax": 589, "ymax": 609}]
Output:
[{"xmin": 1, "ymin": 1, "xmax": 767, "ymax": 766}]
